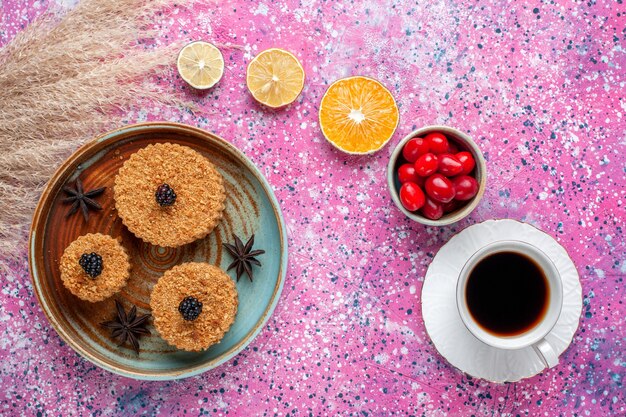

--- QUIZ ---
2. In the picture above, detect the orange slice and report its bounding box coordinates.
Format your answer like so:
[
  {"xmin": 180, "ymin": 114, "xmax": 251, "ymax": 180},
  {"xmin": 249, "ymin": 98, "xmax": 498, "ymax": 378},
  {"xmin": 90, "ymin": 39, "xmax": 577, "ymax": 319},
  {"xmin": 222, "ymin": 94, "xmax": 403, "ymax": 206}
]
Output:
[
  {"xmin": 246, "ymin": 48, "xmax": 305, "ymax": 108},
  {"xmin": 177, "ymin": 41, "xmax": 224, "ymax": 89},
  {"xmin": 319, "ymin": 76, "xmax": 399, "ymax": 154}
]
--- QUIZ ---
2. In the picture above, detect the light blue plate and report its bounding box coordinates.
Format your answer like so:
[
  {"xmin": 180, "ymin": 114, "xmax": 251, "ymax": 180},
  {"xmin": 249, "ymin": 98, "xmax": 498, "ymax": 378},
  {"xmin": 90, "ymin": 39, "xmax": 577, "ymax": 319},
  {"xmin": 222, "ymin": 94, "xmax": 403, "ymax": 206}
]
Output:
[{"xmin": 29, "ymin": 122, "xmax": 288, "ymax": 380}]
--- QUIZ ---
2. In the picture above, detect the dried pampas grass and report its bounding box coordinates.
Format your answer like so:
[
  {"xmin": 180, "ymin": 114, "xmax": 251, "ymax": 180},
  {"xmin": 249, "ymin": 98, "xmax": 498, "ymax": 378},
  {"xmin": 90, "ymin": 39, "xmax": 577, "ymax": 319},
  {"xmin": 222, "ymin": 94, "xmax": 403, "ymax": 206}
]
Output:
[{"xmin": 0, "ymin": 0, "xmax": 198, "ymax": 268}]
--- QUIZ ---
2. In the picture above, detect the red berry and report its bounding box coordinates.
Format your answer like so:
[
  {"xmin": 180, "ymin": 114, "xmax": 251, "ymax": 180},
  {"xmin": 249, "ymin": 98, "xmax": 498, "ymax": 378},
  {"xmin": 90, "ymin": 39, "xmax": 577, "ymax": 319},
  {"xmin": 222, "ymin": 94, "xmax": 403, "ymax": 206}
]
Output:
[
  {"xmin": 414, "ymin": 175, "xmax": 425, "ymax": 188},
  {"xmin": 425, "ymin": 132, "xmax": 449, "ymax": 154},
  {"xmin": 456, "ymin": 151, "xmax": 476, "ymax": 175},
  {"xmin": 452, "ymin": 175, "xmax": 479, "ymax": 201},
  {"xmin": 447, "ymin": 141, "xmax": 459, "ymax": 154},
  {"xmin": 414, "ymin": 153, "xmax": 439, "ymax": 177},
  {"xmin": 442, "ymin": 200, "xmax": 460, "ymax": 213},
  {"xmin": 397, "ymin": 164, "xmax": 421, "ymax": 184},
  {"xmin": 437, "ymin": 153, "xmax": 463, "ymax": 176},
  {"xmin": 399, "ymin": 182, "xmax": 426, "ymax": 211},
  {"xmin": 402, "ymin": 137, "xmax": 430, "ymax": 163},
  {"xmin": 425, "ymin": 173, "xmax": 456, "ymax": 203},
  {"xmin": 421, "ymin": 196, "xmax": 444, "ymax": 220}
]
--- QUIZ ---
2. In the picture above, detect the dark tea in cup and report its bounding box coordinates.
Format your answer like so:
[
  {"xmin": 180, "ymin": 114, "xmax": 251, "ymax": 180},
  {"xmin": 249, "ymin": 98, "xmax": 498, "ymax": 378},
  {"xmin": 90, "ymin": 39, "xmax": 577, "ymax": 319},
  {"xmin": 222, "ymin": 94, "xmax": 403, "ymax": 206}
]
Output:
[
  {"xmin": 457, "ymin": 240, "xmax": 563, "ymax": 367},
  {"xmin": 465, "ymin": 251, "xmax": 549, "ymax": 337}
]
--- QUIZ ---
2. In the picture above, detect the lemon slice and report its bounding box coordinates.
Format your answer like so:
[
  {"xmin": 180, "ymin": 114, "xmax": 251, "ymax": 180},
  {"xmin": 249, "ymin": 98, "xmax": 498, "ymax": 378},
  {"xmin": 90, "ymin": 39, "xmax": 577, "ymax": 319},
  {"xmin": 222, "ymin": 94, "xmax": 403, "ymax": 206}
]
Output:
[
  {"xmin": 319, "ymin": 76, "xmax": 399, "ymax": 154},
  {"xmin": 177, "ymin": 41, "xmax": 224, "ymax": 89},
  {"xmin": 246, "ymin": 48, "xmax": 305, "ymax": 108}
]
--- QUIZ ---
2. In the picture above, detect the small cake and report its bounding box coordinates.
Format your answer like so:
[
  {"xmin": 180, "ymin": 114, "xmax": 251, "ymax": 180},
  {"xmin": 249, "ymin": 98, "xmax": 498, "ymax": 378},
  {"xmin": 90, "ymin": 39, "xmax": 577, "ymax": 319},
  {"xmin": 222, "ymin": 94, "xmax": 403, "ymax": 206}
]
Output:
[
  {"xmin": 114, "ymin": 143, "xmax": 226, "ymax": 247},
  {"xmin": 59, "ymin": 233, "xmax": 130, "ymax": 302},
  {"xmin": 150, "ymin": 262, "xmax": 238, "ymax": 351}
]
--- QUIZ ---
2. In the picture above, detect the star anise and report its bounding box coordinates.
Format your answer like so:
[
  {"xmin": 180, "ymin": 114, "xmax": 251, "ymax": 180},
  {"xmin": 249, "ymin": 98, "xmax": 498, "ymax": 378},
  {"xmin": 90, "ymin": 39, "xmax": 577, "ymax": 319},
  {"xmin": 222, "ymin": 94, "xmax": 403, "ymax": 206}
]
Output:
[
  {"xmin": 223, "ymin": 234, "xmax": 265, "ymax": 282},
  {"xmin": 62, "ymin": 177, "xmax": 106, "ymax": 222},
  {"xmin": 100, "ymin": 300, "xmax": 151, "ymax": 354}
]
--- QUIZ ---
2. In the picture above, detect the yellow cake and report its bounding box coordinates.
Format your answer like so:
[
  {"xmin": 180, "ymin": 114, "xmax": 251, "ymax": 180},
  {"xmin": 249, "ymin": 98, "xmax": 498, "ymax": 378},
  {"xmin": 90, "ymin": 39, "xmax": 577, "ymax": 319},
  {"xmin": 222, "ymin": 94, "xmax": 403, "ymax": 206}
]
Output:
[
  {"xmin": 114, "ymin": 143, "xmax": 226, "ymax": 247},
  {"xmin": 150, "ymin": 262, "xmax": 238, "ymax": 351},
  {"xmin": 59, "ymin": 233, "xmax": 130, "ymax": 302}
]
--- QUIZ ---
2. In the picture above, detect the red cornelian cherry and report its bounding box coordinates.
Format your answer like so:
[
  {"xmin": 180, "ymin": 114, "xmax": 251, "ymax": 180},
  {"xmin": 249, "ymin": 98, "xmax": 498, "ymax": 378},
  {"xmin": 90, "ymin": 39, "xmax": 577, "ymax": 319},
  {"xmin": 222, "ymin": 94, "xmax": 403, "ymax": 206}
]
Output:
[
  {"xmin": 414, "ymin": 153, "xmax": 439, "ymax": 177},
  {"xmin": 456, "ymin": 151, "xmax": 476, "ymax": 175},
  {"xmin": 421, "ymin": 196, "xmax": 444, "ymax": 220},
  {"xmin": 452, "ymin": 175, "xmax": 479, "ymax": 201},
  {"xmin": 425, "ymin": 173, "xmax": 456, "ymax": 203},
  {"xmin": 397, "ymin": 164, "xmax": 421, "ymax": 184},
  {"xmin": 437, "ymin": 153, "xmax": 463, "ymax": 176},
  {"xmin": 425, "ymin": 132, "xmax": 449, "ymax": 154},
  {"xmin": 399, "ymin": 182, "xmax": 426, "ymax": 211},
  {"xmin": 442, "ymin": 199, "xmax": 460, "ymax": 213},
  {"xmin": 402, "ymin": 137, "xmax": 430, "ymax": 163}
]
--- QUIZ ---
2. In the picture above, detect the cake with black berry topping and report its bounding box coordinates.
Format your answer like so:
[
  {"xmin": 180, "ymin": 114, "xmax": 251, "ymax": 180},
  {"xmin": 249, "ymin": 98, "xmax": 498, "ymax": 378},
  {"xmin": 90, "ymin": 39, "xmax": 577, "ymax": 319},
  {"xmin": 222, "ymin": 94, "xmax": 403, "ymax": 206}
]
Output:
[
  {"xmin": 150, "ymin": 262, "xmax": 238, "ymax": 351},
  {"xmin": 114, "ymin": 143, "xmax": 226, "ymax": 247},
  {"xmin": 59, "ymin": 233, "xmax": 130, "ymax": 302}
]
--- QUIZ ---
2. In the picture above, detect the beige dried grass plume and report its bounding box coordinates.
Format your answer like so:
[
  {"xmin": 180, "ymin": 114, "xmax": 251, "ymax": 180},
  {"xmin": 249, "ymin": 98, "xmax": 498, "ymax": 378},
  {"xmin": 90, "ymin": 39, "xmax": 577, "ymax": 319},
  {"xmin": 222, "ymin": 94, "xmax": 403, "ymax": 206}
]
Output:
[{"xmin": 0, "ymin": 0, "xmax": 198, "ymax": 268}]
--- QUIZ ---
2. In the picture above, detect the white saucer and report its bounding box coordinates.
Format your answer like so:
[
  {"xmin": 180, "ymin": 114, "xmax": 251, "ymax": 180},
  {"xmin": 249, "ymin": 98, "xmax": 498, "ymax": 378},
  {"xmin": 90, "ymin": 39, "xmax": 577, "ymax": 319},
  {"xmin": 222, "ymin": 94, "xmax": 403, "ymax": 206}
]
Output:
[{"xmin": 421, "ymin": 219, "xmax": 582, "ymax": 383}]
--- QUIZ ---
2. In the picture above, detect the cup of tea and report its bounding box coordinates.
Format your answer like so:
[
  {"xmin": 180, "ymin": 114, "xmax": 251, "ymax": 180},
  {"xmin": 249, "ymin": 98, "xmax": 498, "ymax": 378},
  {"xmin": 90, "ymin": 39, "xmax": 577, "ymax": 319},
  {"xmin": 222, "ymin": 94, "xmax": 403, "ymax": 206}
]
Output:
[{"xmin": 456, "ymin": 240, "xmax": 563, "ymax": 368}]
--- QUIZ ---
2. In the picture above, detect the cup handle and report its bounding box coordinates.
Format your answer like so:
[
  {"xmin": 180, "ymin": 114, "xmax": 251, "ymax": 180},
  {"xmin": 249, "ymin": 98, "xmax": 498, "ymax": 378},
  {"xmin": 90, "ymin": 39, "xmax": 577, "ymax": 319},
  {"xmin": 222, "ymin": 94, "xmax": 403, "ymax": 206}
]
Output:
[{"xmin": 532, "ymin": 338, "xmax": 559, "ymax": 369}]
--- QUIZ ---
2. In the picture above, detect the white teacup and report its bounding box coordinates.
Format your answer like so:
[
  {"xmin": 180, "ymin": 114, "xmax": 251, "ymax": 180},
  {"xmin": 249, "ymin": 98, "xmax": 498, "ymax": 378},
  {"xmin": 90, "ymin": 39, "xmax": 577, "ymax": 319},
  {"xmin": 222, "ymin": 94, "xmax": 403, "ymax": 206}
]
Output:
[{"xmin": 456, "ymin": 240, "xmax": 563, "ymax": 368}]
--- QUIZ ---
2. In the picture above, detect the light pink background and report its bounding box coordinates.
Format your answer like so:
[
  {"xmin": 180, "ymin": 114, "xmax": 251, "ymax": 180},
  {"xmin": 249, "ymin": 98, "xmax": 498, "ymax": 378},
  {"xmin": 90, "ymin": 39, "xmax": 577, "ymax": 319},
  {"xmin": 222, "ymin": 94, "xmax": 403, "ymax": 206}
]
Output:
[{"xmin": 1, "ymin": 0, "xmax": 625, "ymax": 415}]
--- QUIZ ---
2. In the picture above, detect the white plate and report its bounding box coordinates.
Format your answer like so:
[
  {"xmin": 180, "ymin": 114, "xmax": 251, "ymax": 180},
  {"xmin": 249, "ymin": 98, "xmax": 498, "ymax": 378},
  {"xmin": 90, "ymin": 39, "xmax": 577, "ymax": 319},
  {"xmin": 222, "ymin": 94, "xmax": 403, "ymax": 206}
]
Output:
[{"xmin": 421, "ymin": 219, "xmax": 582, "ymax": 383}]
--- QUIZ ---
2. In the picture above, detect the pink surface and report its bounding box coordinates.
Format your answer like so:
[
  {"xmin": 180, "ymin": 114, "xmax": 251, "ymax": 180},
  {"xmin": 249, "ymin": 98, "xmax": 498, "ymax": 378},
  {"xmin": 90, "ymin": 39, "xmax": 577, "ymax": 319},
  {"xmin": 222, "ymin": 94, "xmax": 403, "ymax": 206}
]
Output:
[{"xmin": 1, "ymin": 0, "xmax": 625, "ymax": 416}]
